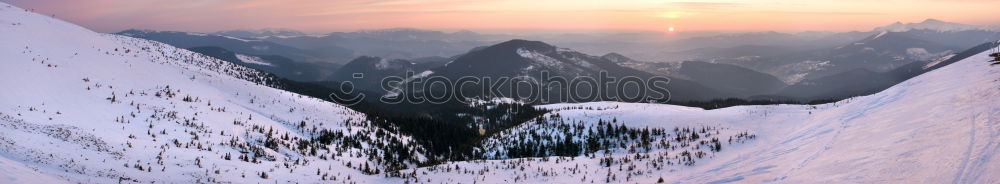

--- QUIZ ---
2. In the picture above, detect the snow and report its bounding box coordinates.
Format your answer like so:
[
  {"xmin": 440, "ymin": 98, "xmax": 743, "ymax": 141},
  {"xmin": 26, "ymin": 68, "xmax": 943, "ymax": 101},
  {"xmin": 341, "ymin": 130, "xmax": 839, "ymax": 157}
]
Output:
[
  {"xmin": 872, "ymin": 30, "xmax": 888, "ymax": 39},
  {"xmin": 560, "ymin": 52, "xmax": 601, "ymax": 70},
  {"xmin": 443, "ymin": 59, "xmax": 456, "ymax": 67},
  {"xmin": 0, "ymin": 157, "xmax": 67, "ymax": 184},
  {"xmin": 517, "ymin": 47, "xmax": 562, "ymax": 68},
  {"xmin": 776, "ymin": 60, "xmax": 832, "ymax": 84},
  {"xmin": 4, "ymin": 2, "xmax": 1000, "ymax": 183},
  {"xmin": 687, "ymin": 50, "xmax": 999, "ymax": 183},
  {"xmin": 924, "ymin": 53, "xmax": 955, "ymax": 69},
  {"xmin": 406, "ymin": 45, "xmax": 1000, "ymax": 183},
  {"xmin": 383, "ymin": 70, "xmax": 434, "ymax": 98},
  {"xmin": 784, "ymin": 73, "xmax": 809, "ymax": 84},
  {"xmin": 0, "ymin": 3, "xmax": 418, "ymax": 183},
  {"xmin": 907, "ymin": 48, "xmax": 952, "ymax": 61},
  {"xmin": 373, "ymin": 58, "xmax": 389, "ymax": 70},
  {"xmin": 234, "ymin": 54, "xmax": 273, "ymax": 66},
  {"xmin": 735, "ymin": 55, "xmax": 760, "ymax": 62},
  {"xmin": 515, "ymin": 47, "xmax": 594, "ymax": 76},
  {"xmin": 464, "ymin": 97, "xmax": 524, "ymax": 108}
]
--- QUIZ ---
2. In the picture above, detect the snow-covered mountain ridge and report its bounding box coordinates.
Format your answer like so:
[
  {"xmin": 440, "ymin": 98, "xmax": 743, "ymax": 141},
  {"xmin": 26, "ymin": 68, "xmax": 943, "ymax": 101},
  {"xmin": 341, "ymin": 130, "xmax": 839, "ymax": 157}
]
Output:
[
  {"xmin": 875, "ymin": 18, "xmax": 999, "ymax": 32},
  {"xmin": 0, "ymin": 3, "xmax": 427, "ymax": 183}
]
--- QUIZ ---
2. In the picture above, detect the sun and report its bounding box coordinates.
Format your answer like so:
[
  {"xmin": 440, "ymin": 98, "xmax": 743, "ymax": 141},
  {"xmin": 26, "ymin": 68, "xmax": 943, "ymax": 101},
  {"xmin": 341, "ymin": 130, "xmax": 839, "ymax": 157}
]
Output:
[{"xmin": 668, "ymin": 27, "xmax": 675, "ymax": 32}]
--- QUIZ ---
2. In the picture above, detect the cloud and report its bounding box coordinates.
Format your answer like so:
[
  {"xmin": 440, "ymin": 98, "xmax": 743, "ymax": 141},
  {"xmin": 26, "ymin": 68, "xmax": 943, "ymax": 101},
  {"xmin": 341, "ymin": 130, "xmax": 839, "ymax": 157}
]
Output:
[
  {"xmin": 754, "ymin": 11, "xmax": 884, "ymax": 16},
  {"xmin": 665, "ymin": 2, "xmax": 742, "ymax": 9}
]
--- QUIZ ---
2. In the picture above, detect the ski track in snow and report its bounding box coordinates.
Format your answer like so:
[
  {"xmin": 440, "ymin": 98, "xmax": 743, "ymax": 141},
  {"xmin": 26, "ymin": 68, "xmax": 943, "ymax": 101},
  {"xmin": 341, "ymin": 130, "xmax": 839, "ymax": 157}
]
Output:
[{"xmin": 953, "ymin": 105, "xmax": 1000, "ymax": 183}]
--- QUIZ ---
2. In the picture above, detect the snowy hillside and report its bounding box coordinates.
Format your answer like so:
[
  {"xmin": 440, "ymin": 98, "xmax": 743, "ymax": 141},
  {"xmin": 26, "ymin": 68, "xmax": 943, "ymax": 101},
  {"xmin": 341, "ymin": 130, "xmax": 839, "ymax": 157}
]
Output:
[
  {"xmin": 400, "ymin": 43, "xmax": 1000, "ymax": 183},
  {"xmin": 0, "ymin": 3, "xmax": 423, "ymax": 183}
]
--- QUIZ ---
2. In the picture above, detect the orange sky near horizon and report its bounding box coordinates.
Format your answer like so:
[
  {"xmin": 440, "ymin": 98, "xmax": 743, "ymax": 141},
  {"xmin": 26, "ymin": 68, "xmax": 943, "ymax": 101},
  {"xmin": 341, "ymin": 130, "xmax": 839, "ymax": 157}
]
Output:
[{"xmin": 5, "ymin": 0, "xmax": 1000, "ymax": 33}]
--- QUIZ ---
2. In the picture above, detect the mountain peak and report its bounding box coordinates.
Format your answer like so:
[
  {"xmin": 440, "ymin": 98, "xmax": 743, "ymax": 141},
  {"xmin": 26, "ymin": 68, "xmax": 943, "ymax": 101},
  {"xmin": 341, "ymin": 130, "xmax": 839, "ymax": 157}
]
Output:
[
  {"xmin": 498, "ymin": 39, "xmax": 549, "ymax": 45},
  {"xmin": 601, "ymin": 52, "xmax": 634, "ymax": 63},
  {"xmin": 874, "ymin": 18, "xmax": 987, "ymax": 32},
  {"xmin": 491, "ymin": 39, "xmax": 556, "ymax": 52}
]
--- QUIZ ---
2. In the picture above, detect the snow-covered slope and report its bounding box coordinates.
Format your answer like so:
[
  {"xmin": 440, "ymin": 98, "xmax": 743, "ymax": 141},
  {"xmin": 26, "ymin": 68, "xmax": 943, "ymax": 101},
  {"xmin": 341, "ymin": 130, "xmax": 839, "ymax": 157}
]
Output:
[
  {"xmin": 681, "ymin": 43, "xmax": 1000, "ymax": 183},
  {"xmin": 0, "ymin": 3, "xmax": 421, "ymax": 183},
  {"xmin": 402, "ymin": 43, "xmax": 1000, "ymax": 183}
]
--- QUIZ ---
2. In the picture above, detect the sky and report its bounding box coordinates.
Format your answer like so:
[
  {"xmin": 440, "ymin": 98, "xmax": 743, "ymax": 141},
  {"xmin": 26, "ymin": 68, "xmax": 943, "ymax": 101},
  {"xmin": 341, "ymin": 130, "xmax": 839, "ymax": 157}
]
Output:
[{"xmin": 4, "ymin": 0, "xmax": 1000, "ymax": 33}]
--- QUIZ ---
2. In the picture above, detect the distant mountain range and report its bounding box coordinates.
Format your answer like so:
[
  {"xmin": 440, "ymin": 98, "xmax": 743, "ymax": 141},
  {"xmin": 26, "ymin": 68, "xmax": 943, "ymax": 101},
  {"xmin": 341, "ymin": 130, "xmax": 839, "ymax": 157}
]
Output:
[
  {"xmin": 116, "ymin": 29, "xmax": 354, "ymax": 63},
  {"xmin": 314, "ymin": 40, "xmax": 731, "ymax": 103},
  {"xmin": 329, "ymin": 56, "xmax": 424, "ymax": 93},
  {"xmin": 262, "ymin": 29, "xmax": 508, "ymax": 60},
  {"xmin": 676, "ymin": 61, "xmax": 787, "ymax": 97},
  {"xmin": 214, "ymin": 28, "xmax": 308, "ymax": 39},
  {"xmin": 766, "ymin": 41, "xmax": 998, "ymax": 100},
  {"xmin": 186, "ymin": 46, "xmax": 342, "ymax": 81},
  {"xmin": 874, "ymin": 18, "xmax": 999, "ymax": 32},
  {"xmin": 115, "ymin": 19, "xmax": 1000, "ymax": 103}
]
